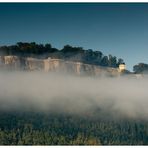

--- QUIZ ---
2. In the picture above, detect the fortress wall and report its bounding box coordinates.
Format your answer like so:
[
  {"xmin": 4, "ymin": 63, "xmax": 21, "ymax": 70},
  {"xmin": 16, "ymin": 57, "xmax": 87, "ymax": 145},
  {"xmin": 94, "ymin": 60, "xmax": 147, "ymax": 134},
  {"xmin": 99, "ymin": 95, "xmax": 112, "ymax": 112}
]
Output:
[{"xmin": 0, "ymin": 56, "xmax": 120, "ymax": 77}]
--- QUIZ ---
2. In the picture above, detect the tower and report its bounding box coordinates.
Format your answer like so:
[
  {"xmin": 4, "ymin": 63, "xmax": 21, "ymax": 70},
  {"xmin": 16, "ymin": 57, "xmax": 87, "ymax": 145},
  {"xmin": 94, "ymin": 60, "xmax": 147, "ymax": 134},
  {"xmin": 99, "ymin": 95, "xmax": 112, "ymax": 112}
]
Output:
[{"xmin": 119, "ymin": 63, "xmax": 126, "ymax": 72}]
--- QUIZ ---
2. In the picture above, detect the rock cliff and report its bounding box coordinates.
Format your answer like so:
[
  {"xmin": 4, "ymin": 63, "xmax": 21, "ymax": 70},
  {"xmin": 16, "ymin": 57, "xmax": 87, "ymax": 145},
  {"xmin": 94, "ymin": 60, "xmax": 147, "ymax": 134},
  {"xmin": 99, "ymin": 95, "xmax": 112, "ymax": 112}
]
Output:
[{"xmin": 0, "ymin": 55, "xmax": 120, "ymax": 77}]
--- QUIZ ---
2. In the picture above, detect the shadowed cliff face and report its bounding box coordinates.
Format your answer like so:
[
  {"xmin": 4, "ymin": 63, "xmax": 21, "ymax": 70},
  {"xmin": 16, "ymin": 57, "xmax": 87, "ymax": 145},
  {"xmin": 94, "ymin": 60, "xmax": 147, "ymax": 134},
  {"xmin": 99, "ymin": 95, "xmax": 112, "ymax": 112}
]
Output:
[{"xmin": 0, "ymin": 55, "xmax": 120, "ymax": 77}]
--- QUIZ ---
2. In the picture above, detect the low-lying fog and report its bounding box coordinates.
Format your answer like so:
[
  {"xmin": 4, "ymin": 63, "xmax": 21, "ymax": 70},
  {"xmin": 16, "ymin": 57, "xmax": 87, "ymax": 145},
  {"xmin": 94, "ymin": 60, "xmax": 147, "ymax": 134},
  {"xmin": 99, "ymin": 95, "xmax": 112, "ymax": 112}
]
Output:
[{"xmin": 0, "ymin": 71, "xmax": 147, "ymax": 120}]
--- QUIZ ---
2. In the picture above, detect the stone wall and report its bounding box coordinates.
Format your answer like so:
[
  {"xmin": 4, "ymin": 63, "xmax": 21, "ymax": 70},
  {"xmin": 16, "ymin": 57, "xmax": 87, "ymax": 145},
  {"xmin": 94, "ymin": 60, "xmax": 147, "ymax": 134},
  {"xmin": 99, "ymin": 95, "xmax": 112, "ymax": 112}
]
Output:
[{"xmin": 0, "ymin": 56, "xmax": 120, "ymax": 77}]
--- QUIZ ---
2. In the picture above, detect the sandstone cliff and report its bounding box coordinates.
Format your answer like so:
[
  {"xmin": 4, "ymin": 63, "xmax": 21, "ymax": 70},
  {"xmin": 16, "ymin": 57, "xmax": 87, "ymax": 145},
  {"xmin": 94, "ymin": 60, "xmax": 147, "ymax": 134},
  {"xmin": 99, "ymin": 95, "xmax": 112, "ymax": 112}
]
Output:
[{"xmin": 0, "ymin": 56, "xmax": 120, "ymax": 77}]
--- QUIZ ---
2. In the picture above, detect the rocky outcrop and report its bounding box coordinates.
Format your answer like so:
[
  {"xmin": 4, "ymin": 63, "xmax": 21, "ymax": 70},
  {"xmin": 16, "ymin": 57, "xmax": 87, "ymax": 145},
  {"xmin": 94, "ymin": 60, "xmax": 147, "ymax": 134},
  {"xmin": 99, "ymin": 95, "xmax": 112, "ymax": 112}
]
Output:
[
  {"xmin": 0, "ymin": 55, "xmax": 120, "ymax": 77},
  {"xmin": 0, "ymin": 56, "xmax": 21, "ymax": 70}
]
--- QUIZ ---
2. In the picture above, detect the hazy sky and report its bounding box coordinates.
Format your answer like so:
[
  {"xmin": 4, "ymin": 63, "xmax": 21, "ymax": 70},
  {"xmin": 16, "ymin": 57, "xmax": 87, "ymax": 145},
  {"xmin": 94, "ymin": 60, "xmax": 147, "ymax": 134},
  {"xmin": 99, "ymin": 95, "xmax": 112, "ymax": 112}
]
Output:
[{"xmin": 0, "ymin": 3, "xmax": 148, "ymax": 71}]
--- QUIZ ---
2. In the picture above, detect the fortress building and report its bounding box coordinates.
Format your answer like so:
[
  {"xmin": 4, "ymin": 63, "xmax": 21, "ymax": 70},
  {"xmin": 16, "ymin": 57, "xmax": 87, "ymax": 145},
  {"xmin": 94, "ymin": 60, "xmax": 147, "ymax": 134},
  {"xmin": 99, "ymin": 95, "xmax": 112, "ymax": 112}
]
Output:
[{"xmin": 119, "ymin": 63, "xmax": 126, "ymax": 72}]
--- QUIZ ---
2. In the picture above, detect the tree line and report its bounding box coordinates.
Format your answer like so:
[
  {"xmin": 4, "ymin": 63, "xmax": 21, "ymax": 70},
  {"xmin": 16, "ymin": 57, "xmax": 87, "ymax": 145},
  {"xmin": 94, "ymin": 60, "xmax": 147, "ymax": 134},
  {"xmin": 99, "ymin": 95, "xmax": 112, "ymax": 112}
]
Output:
[{"xmin": 0, "ymin": 42, "xmax": 124, "ymax": 68}]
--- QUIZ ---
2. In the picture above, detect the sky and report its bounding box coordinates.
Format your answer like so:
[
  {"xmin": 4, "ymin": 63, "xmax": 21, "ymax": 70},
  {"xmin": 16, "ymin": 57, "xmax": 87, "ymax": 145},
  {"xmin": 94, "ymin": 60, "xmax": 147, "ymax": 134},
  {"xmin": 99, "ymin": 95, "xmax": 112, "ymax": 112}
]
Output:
[{"xmin": 0, "ymin": 3, "xmax": 148, "ymax": 71}]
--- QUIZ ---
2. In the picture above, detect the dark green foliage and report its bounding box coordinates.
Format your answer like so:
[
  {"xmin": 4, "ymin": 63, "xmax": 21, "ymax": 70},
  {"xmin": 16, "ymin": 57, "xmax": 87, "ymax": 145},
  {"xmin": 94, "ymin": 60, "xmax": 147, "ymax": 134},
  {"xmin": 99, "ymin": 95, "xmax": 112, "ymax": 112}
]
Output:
[
  {"xmin": 0, "ymin": 111, "xmax": 147, "ymax": 145},
  {"xmin": 0, "ymin": 42, "xmax": 124, "ymax": 68},
  {"xmin": 133, "ymin": 63, "xmax": 148, "ymax": 74},
  {"xmin": 101, "ymin": 56, "xmax": 109, "ymax": 67},
  {"xmin": 117, "ymin": 58, "xmax": 124, "ymax": 66},
  {"xmin": 61, "ymin": 45, "xmax": 84, "ymax": 53},
  {"xmin": 108, "ymin": 54, "xmax": 117, "ymax": 68}
]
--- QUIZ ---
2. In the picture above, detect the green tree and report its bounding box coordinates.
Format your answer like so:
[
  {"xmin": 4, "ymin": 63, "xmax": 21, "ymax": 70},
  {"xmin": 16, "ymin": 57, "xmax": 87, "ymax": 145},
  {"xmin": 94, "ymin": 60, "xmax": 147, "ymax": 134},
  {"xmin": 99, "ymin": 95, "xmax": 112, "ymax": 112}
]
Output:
[
  {"xmin": 108, "ymin": 54, "xmax": 117, "ymax": 68},
  {"xmin": 133, "ymin": 63, "xmax": 148, "ymax": 74},
  {"xmin": 101, "ymin": 56, "xmax": 109, "ymax": 67}
]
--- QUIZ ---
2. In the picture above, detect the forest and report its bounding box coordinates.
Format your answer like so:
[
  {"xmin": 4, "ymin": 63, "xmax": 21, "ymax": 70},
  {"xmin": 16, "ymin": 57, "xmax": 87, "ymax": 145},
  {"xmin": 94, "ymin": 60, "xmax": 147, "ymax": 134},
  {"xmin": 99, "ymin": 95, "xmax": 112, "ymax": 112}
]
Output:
[{"xmin": 0, "ymin": 111, "xmax": 147, "ymax": 145}]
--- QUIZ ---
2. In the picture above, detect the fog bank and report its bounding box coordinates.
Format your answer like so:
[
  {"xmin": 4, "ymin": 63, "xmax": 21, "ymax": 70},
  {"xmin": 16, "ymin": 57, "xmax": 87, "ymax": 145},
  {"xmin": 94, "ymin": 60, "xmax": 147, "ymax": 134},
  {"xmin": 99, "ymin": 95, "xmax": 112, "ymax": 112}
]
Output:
[{"xmin": 0, "ymin": 71, "xmax": 148, "ymax": 120}]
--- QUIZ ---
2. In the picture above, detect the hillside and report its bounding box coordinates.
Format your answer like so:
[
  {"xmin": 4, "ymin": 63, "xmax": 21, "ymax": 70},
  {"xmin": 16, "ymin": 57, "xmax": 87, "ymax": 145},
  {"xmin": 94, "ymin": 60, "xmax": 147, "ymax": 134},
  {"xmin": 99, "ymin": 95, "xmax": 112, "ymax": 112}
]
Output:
[
  {"xmin": 0, "ymin": 42, "xmax": 124, "ymax": 68},
  {"xmin": 0, "ymin": 43, "xmax": 147, "ymax": 145}
]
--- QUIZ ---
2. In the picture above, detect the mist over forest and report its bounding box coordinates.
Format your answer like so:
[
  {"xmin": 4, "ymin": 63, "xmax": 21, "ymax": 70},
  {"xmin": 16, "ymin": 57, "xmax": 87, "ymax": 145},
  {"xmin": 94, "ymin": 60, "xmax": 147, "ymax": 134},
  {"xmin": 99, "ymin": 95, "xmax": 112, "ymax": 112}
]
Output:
[
  {"xmin": 0, "ymin": 71, "xmax": 148, "ymax": 120},
  {"xmin": 0, "ymin": 42, "xmax": 148, "ymax": 145}
]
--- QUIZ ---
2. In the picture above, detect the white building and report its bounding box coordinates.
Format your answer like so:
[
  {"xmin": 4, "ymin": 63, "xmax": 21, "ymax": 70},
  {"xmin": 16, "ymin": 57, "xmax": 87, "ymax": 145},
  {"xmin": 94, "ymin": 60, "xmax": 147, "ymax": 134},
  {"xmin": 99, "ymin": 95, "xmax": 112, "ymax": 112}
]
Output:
[{"xmin": 119, "ymin": 63, "xmax": 126, "ymax": 72}]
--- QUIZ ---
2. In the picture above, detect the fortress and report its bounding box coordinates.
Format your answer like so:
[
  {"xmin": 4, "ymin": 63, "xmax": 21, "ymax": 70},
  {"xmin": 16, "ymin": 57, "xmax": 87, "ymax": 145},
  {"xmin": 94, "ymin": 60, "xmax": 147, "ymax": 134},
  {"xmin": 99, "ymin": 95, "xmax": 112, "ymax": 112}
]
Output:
[{"xmin": 0, "ymin": 55, "xmax": 128, "ymax": 77}]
